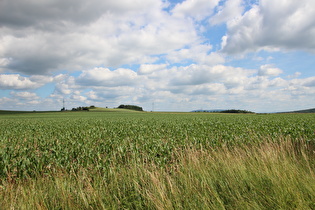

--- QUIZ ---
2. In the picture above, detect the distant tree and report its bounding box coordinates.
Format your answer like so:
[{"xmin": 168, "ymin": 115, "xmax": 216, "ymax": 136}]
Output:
[
  {"xmin": 71, "ymin": 106, "xmax": 90, "ymax": 111},
  {"xmin": 220, "ymin": 109, "xmax": 254, "ymax": 114},
  {"xmin": 118, "ymin": 104, "xmax": 143, "ymax": 111}
]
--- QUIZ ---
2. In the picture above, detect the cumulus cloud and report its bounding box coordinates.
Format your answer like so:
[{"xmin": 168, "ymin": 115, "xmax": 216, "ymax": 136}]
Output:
[
  {"xmin": 70, "ymin": 92, "xmax": 87, "ymax": 102},
  {"xmin": 167, "ymin": 44, "xmax": 225, "ymax": 65},
  {"xmin": 0, "ymin": 73, "xmax": 60, "ymax": 90},
  {"xmin": 0, "ymin": 74, "xmax": 44, "ymax": 90},
  {"xmin": 138, "ymin": 64, "xmax": 168, "ymax": 75},
  {"xmin": 72, "ymin": 64, "xmax": 257, "ymax": 100},
  {"xmin": 172, "ymin": 0, "xmax": 219, "ymax": 20},
  {"xmin": 222, "ymin": 0, "xmax": 315, "ymax": 54},
  {"xmin": 0, "ymin": 0, "xmax": 163, "ymax": 28},
  {"xmin": 0, "ymin": 0, "xmax": 199, "ymax": 75},
  {"xmin": 300, "ymin": 77, "xmax": 315, "ymax": 87},
  {"xmin": 0, "ymin": 0, "xmax": 314, "ymax": 112},
  {"xmin": 76, "ymin": 68, "xmax": 138, "ymax": 87},
  {"xmin": 168, "ymin": 64, "xmax": 253, "ymax": 86},
  {"xmin": 54, "ymin": 76, "xmax": 77, "ymax": 95},
  {"xmin": 10, "ymin": 91, "xmax": 39, "ymax": 100},
  {"xmin": 64, "ymin": 64, "xmax": 258, "ymax": 101},
  {"xmin": 1, "ymin": 62, "xmax": 315, "ymax": 112},
  {"xmin": 189, "ymin": 83, "xmax": 227, "ymax": 95},
  {"xmin": 287, "ymin": 72, "xmax": 301, "ymax": 79},
  {"xmin": 210, "ymin": 0, "xmax": 244, "ymax": 25},
  {"xmin": 258, "ymin": 64, "xmax": 283, "ymax": 77}
]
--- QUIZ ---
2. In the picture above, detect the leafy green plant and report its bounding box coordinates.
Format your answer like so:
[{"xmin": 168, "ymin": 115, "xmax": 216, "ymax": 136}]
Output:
[{"xmin": 0, "ymin": 111, "xmax": 314, "ymax": 208}]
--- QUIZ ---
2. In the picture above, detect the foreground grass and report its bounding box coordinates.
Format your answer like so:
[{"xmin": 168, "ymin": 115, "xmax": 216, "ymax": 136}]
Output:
[{"xmin": 1, "ymin": 137, "xmax": 314, "ymax": 209}]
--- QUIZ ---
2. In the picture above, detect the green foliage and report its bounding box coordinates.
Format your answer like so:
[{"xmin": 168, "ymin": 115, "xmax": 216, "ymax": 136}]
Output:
[
  {"xmin": 71, "ymin": 106, "xmax": 90, "ymax": 111},
  {"xmin": 0, "ymin": 112, "xmax": 314, "ymax": 208},
  {"xmin": 117, "ymin": 104, "xmax": 143, "ymax": 111},
  {"xmin": 220, "ymin": 109, "xmax": 255, "ymax": 113},
  {"xmin": 0, "ymin": 112, "xmax": 314, "ymax": 179}
]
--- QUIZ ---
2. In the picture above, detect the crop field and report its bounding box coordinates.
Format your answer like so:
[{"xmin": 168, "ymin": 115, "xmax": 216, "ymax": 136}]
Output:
[{"xmin": 0, "ymin": 111, "xmax": 315, "ymax": 209}]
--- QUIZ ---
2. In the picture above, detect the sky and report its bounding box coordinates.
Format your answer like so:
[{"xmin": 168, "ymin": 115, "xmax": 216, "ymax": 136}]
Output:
[{"xmin": 0, "ymin": 0, "xmax": 314, "ymax": 113}]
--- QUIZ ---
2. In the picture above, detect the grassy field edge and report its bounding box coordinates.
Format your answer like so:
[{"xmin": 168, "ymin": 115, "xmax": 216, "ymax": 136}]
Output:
[{"xmin": 1, "ymin": 137, "xmax": 314, "ymax": 209}]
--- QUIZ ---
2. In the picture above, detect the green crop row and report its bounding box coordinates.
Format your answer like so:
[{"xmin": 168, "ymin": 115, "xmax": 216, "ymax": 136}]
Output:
[{"xmin": 0, "ymin": 112, "xmax": 314, "ymax": 179}]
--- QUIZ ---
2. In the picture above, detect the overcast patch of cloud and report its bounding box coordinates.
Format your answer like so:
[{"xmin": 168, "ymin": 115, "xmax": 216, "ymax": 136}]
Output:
[
  {"xmin": 0, "ymin": 0, "xmax": 200, "ymax": 75},
  {"xmin": 0, "ymin": 0, "xmax": 164, "ymax": 28},
  {"xmin": 222, "ymin": 0, "xmax": 315, "ymax": 54}
]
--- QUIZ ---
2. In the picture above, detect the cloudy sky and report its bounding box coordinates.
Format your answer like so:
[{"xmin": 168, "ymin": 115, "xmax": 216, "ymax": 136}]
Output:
[{"xmin": 0, "ymin": 0, "xmax": 314, "ymax": 112}]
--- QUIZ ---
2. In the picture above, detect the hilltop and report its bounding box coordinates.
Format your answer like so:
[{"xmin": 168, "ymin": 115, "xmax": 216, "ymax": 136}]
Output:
[
  {"xmin": 89, "ymin": 107, "xmax": 141, "ymax": 112},
  {"xmin": 192, "ymin": 109, "xmax": 255, "ymax": 114},
  {"xmin": 0, "ymin": 107, "xmax": 141, "ymax": 114},
  {"xmin": 282, "ymin": 108, "xmax": 315, "ymax": 113},
  {"xmin": 1, "ymin": 107, "xmax": 315, "ymax": 114}
]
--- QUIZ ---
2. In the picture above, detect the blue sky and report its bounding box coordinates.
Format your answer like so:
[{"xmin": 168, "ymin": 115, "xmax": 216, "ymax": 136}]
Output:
[{"xmin": 0, "ymin": 0, "xmax": 314, "ymax": 112}]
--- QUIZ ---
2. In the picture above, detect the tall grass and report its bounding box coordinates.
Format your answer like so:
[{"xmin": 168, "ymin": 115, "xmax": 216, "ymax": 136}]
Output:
[{"xmin": 1, "ymin": 136, "xmax": 314, "ymax": 209}]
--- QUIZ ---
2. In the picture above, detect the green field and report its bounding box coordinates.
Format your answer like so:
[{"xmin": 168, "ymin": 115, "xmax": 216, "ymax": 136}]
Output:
[{"xmin": 1, "ymin": 111, "xmax": 315, "ymax": 209}]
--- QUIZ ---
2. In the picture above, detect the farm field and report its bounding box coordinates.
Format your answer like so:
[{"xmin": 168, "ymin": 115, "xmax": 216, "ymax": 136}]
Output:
[{"xmin": 0, "ymin": 111, "xmax": 315, "ymax": 209}]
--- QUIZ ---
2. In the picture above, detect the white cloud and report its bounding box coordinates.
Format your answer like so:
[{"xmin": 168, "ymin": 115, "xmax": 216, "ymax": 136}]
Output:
[
  {"xmin": 68, "ymin": 64, "xmax": 257, "ymax": 101},
  {"xmin": 71, "ymin": 94, "xmax": 87, "ymax": 102},
  {"xmin": 10, "ymin": 91, "xmax": 39, "ymax": 100},
  {"xmin": 287, "ymin": 72, "xmax": 301, "ymax": 79},
  {"xmin": 77, "ymin": 68, "xmax": 138, "ymax": 87},
  {"xmin": 189, "ymin": 83, "xmax": 227, "ymax": 95},
  {"xmin": 0, "ymin": 58, "xmax": 11, "ymax": 69},
  {"xmin": 30, "ymin": 75, "xmax": 54, "ymax": 83},
  {"xmin": 301, "ymin": 77, "xmax": 315, "ymax": 87},
  {"xmin": 258, "ymin": 64, "xmax": 283, "ymax": 77},
  {"xmin": 1, "ymin": 63, "xmax": 315, "ymax": 112},
  {"xmin": 210, "ymin": 0, "xmax": 244, "ymax": 25},
  {"xmin": 222, "ymin": 0, "xmax": 315, "ymax": 54},
  {"xmin": 168, "ymin": 64, "xmax": 254, "ymax": 87},
  {"xmin": 0, "ymin": 0, "xmax": 164, "ymax": 28},
  {"xmin": 0, "ymin": 74, "xmax": 44, "ymax": 90},
  {"xmin": 138, "ymin": 64, "xmax": 168, "ymax": 75},
  {"xmin": 86, "ymin": 91, "xmax": 99, "ymax": 100},
  {"xmin": 0, "ymin": 0, "xmax": 200, "ymax": 75},
  {"xmin": 54, "ymin": 76, "xmax": 77, "ymax": 95},
  {"xmin": 166, "ymin": 44, "xmax": 225, "ymax": 65},
  {"xmin": 172, "ymin": 0, "xmax": 219, "ymax": 21},
  {"xmin": 0, "ymin": 0, "xmax": 314, "ymax": 113}
]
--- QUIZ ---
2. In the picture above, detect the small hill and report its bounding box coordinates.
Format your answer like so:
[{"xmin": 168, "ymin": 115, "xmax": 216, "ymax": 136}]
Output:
[
  {"xmin": 286, "ymin": 108, "xmax": 315, "ymax": 113},
  {"xmin": 192, "ymin": 109, "xmax": 255, "ymax": 114},
  {"xmin": 191, "ymin": 109, "xmax": 225, "ymax": 113},
  {"xmin": 89, "ymin": 107, "xmax": 140, "ymax": 112},
  {"xmin": 117, "ymin": 104, "xmax": 143, "ymax": 111}
]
